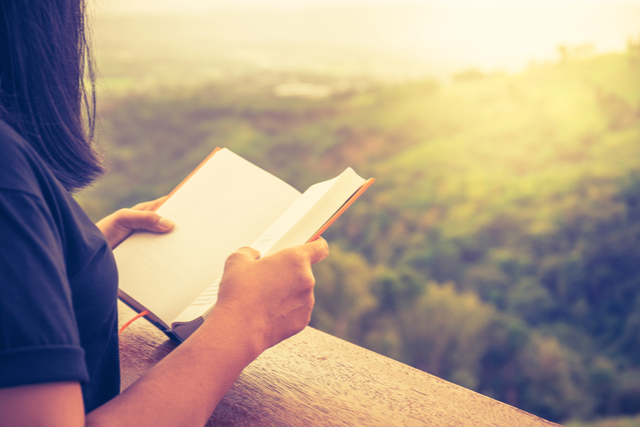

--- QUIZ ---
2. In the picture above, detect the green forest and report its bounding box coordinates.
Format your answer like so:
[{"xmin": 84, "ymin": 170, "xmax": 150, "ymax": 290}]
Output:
[{"xmin": 79, "ymin": 43, "xmax": 640, "ymax": 424}]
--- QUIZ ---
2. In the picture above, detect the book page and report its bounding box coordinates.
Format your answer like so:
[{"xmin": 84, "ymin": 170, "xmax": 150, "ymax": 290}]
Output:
[
  {"xmin": 252, "ymin": 168, "xmax": 366, "ymax": 256},
  {"xmin": 172, "ymin": 168, "xmax": 367, "ymax": 328},
  {"xmin": 171, "ymin": 178, "xmax": 342, "ymax": 326},
  {"xmin": 171, "ymin": 276, "xmax": 221, "ymax": 326},
  {"xmin": 250, "ymin": 175, "xmax": 340, "ymax": 254},
  {"xmin": 114, "ymin": 149, "xmax": 301, "ymax": 324}
]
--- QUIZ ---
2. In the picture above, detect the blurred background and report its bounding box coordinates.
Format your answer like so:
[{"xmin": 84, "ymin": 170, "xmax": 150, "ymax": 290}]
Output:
[{"xmin": 81, "ymin": 0, "xmax": 640, "ymax": 424}]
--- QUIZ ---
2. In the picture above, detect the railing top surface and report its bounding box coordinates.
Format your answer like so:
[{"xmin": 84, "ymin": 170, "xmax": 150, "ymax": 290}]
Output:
[{"xmin": 118, "ymin": 301, "xmax": 561, "ymax": 427}]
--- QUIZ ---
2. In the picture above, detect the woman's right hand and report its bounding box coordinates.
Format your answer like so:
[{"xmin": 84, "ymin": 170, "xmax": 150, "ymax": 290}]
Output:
[{"xmin": 213, "ymin": 238, "xmax": 329, "ymax": 356}]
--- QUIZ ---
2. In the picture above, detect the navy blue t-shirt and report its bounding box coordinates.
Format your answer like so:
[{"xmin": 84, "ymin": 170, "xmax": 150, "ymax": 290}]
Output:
[{"xmin": 0, "ymin": 120, "xmax": 120, "ymax": 412}]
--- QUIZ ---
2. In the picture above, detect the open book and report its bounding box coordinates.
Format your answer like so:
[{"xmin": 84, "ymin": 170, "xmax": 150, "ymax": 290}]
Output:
[{"xmin": 114, "ymin": 148, "xmax": 374, "ymax": 342}]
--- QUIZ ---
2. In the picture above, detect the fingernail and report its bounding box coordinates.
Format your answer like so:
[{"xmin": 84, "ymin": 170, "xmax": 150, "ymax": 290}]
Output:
[{"xmin": 158, "ymin": 217, "xmax": 174, "ymax": 229}]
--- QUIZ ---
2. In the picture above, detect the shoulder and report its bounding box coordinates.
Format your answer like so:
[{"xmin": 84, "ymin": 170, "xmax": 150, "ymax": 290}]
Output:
[{"xmin": 0, "ymin": 120, "xmax": 56, "ymax": 197}]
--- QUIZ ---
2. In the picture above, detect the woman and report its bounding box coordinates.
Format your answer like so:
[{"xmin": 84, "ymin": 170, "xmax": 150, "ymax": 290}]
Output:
[{"xmin": 0, "ymin": 1, "xmax": 328, "ymax": 425}]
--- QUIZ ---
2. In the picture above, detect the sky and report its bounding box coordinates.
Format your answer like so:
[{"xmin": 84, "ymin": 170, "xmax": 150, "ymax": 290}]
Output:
[{"xmin": 94, "ymin": 0, "xmax": 640, "ymax": 75}]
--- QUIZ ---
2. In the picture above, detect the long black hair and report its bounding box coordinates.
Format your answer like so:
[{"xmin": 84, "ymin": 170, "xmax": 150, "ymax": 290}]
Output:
[{"xmin": 0, "ymin": 0, "xmax": 104, "ymax": 192}]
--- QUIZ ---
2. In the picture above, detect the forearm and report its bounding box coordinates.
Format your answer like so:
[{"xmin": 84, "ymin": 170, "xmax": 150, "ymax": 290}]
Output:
[
  {"xmin": 87, "ymin": 306, "xmax": 261, "ymax": 427},
  {"xmin": 0, "ymin": 241, "xmax": 326, "ymax": 427}
]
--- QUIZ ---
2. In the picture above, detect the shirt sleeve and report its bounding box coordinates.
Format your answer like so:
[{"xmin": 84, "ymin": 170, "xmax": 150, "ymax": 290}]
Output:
[{"xmin": 0, "ymin": 188, "xmax": 89, "ymax": 388}]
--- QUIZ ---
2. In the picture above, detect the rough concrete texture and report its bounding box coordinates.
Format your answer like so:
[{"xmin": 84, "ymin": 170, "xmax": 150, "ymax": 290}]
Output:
[{"xmin": 118, "ymin": 301, "xmax": 562, "ymax": 427}]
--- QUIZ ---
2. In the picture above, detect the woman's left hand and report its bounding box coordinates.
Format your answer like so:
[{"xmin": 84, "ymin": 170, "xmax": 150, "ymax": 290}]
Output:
[{"xmin": 96, "ymin": 196, "xmax": 175, "ymax": 249}]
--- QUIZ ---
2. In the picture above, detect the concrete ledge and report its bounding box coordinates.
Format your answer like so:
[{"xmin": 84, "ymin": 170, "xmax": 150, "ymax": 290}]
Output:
[{"xmin": 118, "ymin": 301, "xmax": 561, "ymax": 426}]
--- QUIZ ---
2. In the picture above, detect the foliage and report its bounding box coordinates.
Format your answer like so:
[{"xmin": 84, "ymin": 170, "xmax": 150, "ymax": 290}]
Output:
[{"xmin": 79, "ymin": 48, "xmax": 640, "ymax": 423}]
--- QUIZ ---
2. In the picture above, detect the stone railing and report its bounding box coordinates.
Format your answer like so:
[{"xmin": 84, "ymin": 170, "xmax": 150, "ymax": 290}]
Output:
[{"xmin": 118, "ymin": 301, "xmax": 562, "ymax": 426}]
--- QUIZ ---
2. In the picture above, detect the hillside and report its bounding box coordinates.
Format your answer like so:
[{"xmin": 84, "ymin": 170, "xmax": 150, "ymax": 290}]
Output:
[{"xmin": 79, "ymin": 45, "xmax": 640, "ymax": 422}]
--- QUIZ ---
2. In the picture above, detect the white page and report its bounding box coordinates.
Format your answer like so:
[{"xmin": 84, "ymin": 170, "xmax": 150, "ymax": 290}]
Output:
[
  {"xmin": 114, "ymin": 149, "xmax": 301, "ymax": 324},
  {"xmin": 258, "ymin": 168, "xmax": 366, "ymax": 256},
  {"xmin": 171, "ymin": 178, "xmax": 340, "ymax": 325},
  {"xmin": 171, "ymin": 276, "xmax": 221, "ymax": 325},
  {"xmin": 171, "ymin": 168, "xmax": 366, "ymax": 327},
  {"xmin": 250, "ymin": 174, "xmax": 341, "ymax": 255}
]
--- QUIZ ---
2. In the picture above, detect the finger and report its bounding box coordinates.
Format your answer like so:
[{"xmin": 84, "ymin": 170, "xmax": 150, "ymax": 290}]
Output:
[
  {"xmin": 131, "ymin": 195, "xmax": 170, "ymax": 212},
  {"xmin": 301, "ymin": 237, "xmax": 329, "ymax": 265},
  {"xmin": 116, "ymin": 209, "xmax": 174, "ymax": 232},
  {"xmin": 224, "ymin": 247, "xmax": 261, "ymax": 268},
  {"xmin": 234, "ymin": 246, "xmax": 261, "ymax": 260}
]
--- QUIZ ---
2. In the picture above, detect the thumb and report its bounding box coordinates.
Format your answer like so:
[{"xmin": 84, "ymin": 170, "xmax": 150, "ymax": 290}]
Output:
[
  {"xmin": 116, "ymin": 209, "xmax": 175, "ymax": 233},
  {"xmin": 302, "ymin": 237, "xmax": 329, "ymax": 265}
]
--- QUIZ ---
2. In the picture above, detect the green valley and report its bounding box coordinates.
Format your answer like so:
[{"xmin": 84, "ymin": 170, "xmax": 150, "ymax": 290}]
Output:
[{"xmin": 79, "ymin": 42, "xmax": 640, "ymax": 423}]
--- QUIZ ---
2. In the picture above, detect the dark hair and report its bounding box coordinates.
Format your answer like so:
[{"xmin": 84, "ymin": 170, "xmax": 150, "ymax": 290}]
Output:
[{"xmin": 0, "ymin": 0, "xmax": 104, "ymax": 192}]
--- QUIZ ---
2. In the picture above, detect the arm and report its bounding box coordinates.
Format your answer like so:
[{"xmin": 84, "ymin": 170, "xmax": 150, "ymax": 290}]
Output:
[
  {"xmin": 0, "ymin": 304, "xmax": 260, "ymax": 427},
  {"xmin": 88, "ymin": 241, "xmax": 328, "ymax": 427},
  {"xmin": 0, "ymin": 197, "xmax": 329, "ymax": 427}
]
